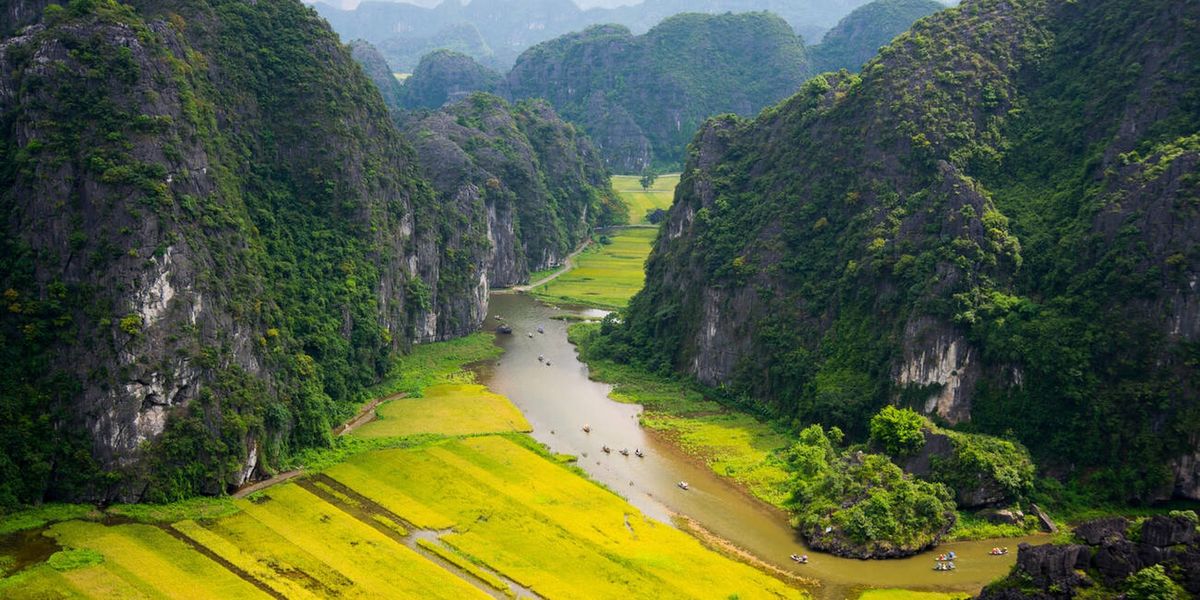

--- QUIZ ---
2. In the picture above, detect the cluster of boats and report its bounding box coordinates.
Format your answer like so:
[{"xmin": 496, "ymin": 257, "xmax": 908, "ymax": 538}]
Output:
[
  {"xmin": 934, "ymin": 551, "xmax": 957, "ymax": 571},
  {"xmin": 492, "ymin": 316, "xmax": 545, "ymax": 339}
]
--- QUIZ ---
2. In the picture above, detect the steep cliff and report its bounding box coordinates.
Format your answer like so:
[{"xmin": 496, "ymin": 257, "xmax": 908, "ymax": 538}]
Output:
[
  {"xmin": 0, "ymin": 0, "xmax": 488, "ymax": 507},
  {"xmin": 506, "ymin": 13, "xmax": 810, "ymax": 172},
  {"xmin": 809, "ymin": 0, "xmax": 944, "ymax": 73},
  {"xmin": 348, "ymin": 39, "xmax": 403, "ymax": 111},
  {"xmin": 400, "ymin": 93, "xmax": 625, "ymax": 287},
  {"xmin": 397, "ymin": 49, "xmax": 505, "ymax": 111},
  {"xmin": 609, "ymin": 0, "xmax": 1200, "ymax": 500}
]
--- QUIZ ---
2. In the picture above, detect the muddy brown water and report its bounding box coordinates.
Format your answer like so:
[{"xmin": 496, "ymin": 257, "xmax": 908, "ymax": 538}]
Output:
[{"xmin": 479, "ymin": 292, "xmax": 1044, "ymax": 600}]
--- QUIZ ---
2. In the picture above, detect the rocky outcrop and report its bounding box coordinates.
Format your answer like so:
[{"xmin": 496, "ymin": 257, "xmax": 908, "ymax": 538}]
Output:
[
  {"xmin": 399, "ymin": 93, "xmax": 623, "ymax": 288},
  {"xmin": 0, "ymin": 0, "xmax": 491, "ymax": 505},
  {"xmin": 809, "ymin": 0, "xmax": 945, "ymax": 73},
  {"xmin": 396, "ymin": 49, "xmax": 504, "ymax": 110},
  {"xmin": 507, "ymin": 14, "xmax": 810, "ymax": 171},
  {"xmin": 979, "ymin": 514, "xmax": 1200, "ymax": 599},
  {"xmin": 348, "ymin": 39, "xmax": 404, "ymax": 111},
  {"xmin": 894, "ymin": 317, "xmax": 979, "ymax": 424}
]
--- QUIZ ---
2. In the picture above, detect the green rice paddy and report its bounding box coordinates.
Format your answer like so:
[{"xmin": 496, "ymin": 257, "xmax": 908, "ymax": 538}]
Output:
[
  {"xmin": 531, "ymin": 227, "xmax": 657, "ymax": 308},
  {"xmin": 611, "ymin": 173, "xmax": 680, "ymax": 223}
]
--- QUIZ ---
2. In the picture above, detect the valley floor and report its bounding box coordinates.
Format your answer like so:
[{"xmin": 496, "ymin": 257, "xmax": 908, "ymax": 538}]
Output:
[{"xmin": 0, "ymin": 338, "xmax": 803, "ymax": 600}]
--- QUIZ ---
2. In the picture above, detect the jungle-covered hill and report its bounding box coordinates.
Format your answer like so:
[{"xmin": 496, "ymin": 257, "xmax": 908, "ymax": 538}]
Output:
[{"xmin": 599, "ymin": 0, "xmax": 1200, "ymax": 503}]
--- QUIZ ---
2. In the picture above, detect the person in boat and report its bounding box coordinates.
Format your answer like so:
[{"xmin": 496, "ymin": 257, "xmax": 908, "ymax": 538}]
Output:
[
  {"xmin": 582, "ymin": 424, "xmax": 591, "ymax": 433},
  {"xmin": 538, "ymin": 354, "xmax": 544, "ymax": 362},
  {"xmin": 528, "ymin": 332, "xmax": 533, "ymax": 338},
  {"xmin": 948, "ymin": 562, "xmax": 956, "ymax": 570},
  {"xmin": 634, "ymin": 449, "xmax": 644, "ymax": 457},
  {"xmin": 538, "ymin": 326, "xmax": 544, "ymax": 333},
  {"xmin": 947, "ymin": 551, "xmax": 956, "ymax": 560},
  {"xmin": 602, "ymin": 445, "xmax": 611, "ymax": 453},
  {"xmin": 677, "ymin": 481, "xmax": 689, "ymax": 490},
  {"xmin": 801, "ymin": 555, "xmax": 808, "ymax": 563},
  {"xmin": 619, "ymin": 448, "xmax": 629, "ymax": 456}
]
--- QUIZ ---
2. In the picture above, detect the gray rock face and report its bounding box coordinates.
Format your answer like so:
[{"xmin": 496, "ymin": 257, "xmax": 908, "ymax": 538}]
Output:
[
  {"xmin": 980, "ymin": 515, "xmax": 1200, "ymax": 599},
  {"xmin": 400, "ymin": 93, "xmax": 623, "ymax": 288},
  {"xmin": 348, "ymin": 39, "xmax": 404, "ymax": 111}
]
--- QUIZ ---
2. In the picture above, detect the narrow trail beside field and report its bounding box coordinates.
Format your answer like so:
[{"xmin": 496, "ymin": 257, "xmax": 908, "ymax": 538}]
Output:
[
  {"xmin": 513, "ymin": 240, "xmax": 592, "ymax": 292},
  {"xmin": 232, "ymin": 392, "xmax": 406, "ymax": 498}
]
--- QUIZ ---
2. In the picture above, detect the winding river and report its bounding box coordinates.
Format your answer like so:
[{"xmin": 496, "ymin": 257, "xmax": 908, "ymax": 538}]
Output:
[{"xmin": 477, "ymin": 292, "xmax": 1043, "ymax": 600}]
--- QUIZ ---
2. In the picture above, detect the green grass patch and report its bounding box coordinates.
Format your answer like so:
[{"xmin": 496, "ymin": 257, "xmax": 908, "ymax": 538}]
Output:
[
  {"xmin": 370, "ymin": 333, "xmax": 501, "ymax": 399},
  {"xmin": 46, "ymin": 548, "xmax": 104, "ymax": 572},
  {"xmin": 0, "ymin": 504, "xmax": 98, "ymax": 535},
  {"xmin": 532, "ymin": 228, "xmax": 657, "ymax": 309},
  {"xmin": 946, "ymin": 511, "xmax": 1038, "ymax": 541},
  {"xmin": 354, "ymin": 383, "xmax": 532, "ymax": 438},
  {"xmin": 106, "ymin": 496, "xmax": 239, "ymax": 524},
  {"xmin": 611, "ymin": 173, "xmax": 679, "ymax": 223}
]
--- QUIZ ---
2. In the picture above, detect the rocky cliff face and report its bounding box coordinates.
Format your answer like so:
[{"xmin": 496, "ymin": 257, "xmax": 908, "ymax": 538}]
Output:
[
  {"xmin": 809, "ymin": 0, "xmax": 944, "ymax": 73},
  {"xmin": 348, "ymin": 39, "xmax": 403, "ymax": 111},
  {"xmin": 507, "ymin": 14, "xmax": 810, "ymax": 172},
  {"xmin": 978, "ymin": 515, "xmax": 1200, "ymax": 599},
  {"xmin": 396, "ymin": 49, "xmax": 504, "ymax": 111},
  {"xmin": 0, "ymin": 0, "xmax": 489, "ymax": 505},
  {"xmin": 613, "ymin": 0, "xmax": 1200, "ymax": 499},
  {"xmin": 400, "ymin": 93, "xmax": 624, "ymax": 287}
]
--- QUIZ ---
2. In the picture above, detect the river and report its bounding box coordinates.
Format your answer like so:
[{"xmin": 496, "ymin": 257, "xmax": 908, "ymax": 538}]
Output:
[{"xmin": 477, "ymin": 292, "xmax": 1043, "ymax": 600}]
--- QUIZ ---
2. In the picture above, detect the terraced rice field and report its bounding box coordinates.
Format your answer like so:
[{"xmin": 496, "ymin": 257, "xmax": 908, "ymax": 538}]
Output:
[
  {"xmin": 531, "ymin": 227, "xmax": 657, "ymax": 308},
  {"xmin": 1, "ymin": 373, "xmax": 805, "ymax": 599},
  {"xmin": 611, "ymin": 173, "xmax": 680, "ymax": 223}
]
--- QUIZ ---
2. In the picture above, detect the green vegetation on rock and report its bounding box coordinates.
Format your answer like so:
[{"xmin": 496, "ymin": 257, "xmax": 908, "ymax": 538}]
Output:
[
  {"xmin": 602, "ymin": 0, "xmax": 1200, "ymax": 505},
  {"xmin": 784, "ymin": 424, "xmax": 957, "ymax": 558},
  {"xmin": 507, "ymin": 12, "xmax": 811, "ymax": 172}
]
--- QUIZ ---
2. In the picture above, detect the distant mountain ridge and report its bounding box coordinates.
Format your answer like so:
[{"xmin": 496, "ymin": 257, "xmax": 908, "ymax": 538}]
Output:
[{"xmin": 316, "ymin": 0, "xmax": 942, "ymax": 70}]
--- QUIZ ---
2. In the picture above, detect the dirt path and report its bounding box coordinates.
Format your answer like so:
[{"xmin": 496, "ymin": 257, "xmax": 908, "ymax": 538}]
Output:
[
  {"xmin": 513, "ymin": 240, "xmax": 591, "ymax": 292},
  {"xmin": 233, "ymin": 469, "xmax": 303, "ymax": 499},
  {"xmin": 232, "ymin": 392, "xmax": 405, "ymax": 498}
]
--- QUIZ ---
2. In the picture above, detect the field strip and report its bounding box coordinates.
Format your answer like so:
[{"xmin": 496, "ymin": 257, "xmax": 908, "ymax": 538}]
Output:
[
  {"xmin": 159, "ymin": 525, "xmax": 286, "ymax": 599},
  {"xmin": 299, "ymin": 475, "xmax": 533, "ymax": 599}
]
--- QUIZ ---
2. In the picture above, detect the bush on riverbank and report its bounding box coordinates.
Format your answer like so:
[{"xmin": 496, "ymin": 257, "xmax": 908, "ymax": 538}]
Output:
[{"xmin": 784, "ymin": 425, "xmax": 957, "ymax": 558}]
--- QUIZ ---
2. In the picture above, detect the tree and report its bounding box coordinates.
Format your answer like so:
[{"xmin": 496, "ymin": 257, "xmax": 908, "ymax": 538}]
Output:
[
  {"xmin": 1126, "ymin": 565, "xmax": 1187, "ymax": 600},
  {"xmin": 639, "ymin": 167, "xmax": 658, "ymax": 190},
  {"xmin": 870, "ymin": 405, "xmax": 927, "ymax": 456}
]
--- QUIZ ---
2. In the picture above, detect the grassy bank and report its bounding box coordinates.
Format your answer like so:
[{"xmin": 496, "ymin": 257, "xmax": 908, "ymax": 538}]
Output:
[
  {"xmin": 531, "ymin": 228, "xmax": 657, "ymax": 309},
  {"xmin": 1, "ymin": 333, "xmax": 807, "ymax": 599},
  {"xmin": 611, "ymin": 173, "xmax": 679, "ymax": 223},
  {"xmin": 568, "ymin": 322, "xmax": 795, "ymax": 508}
]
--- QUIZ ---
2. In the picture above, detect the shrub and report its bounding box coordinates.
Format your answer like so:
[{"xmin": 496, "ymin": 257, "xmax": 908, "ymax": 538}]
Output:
[{"xmin": 870, "ymin": 405, "xmax": 927, "ymax": 456}]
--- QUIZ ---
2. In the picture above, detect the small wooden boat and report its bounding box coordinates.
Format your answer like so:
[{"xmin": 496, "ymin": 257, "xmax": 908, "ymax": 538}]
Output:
[
  {"xmin": 497, "ymin": 325, "xmax": 513, "ymax": 334},
  {"xmin": 546, "ymin": 361, "xmax": 552, "ymax": 366},
  {"xmin": 634, "ymin": 449, "xmax": 643, "ymax": 458},
  {"xmin": 619, "ymin": 449, "xmax": 629, "ymax": 456},
  {"xmin": 602, "ymin": 445, "xmax": 611, "ymax": 454},
  {"xmin": 790, "ymin": 554, "xmax": 808, "ymax": 564},
  {"xmin": 582, "ymin": 425, "xmax": 591, "ymax": 433},
  {"xmin": 538, "ymin": 354, "xmax": 544, "ymax": 362},
  {"xmin": 677, "ymin": 481, "xmax": 689, "ymax": 490}
]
